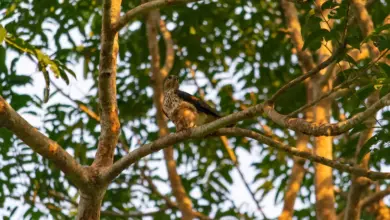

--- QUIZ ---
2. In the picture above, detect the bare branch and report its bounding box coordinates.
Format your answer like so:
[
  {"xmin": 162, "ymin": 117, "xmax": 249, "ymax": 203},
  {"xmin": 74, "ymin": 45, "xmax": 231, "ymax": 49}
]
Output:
[
  {"xmin": 279, "ymin": 133, "xmax": 308, "ymax": 220},
  {"xmin": 102, "ymin": 89, "xmax": 390, "ymax": 182},
  {"xmin": 92, "ymin": 0, "xmax": 121, "ymax": 168},
  {"xmin": 145, "ymin": 7, "xmax": 196, "ymax": 219},
  {"xmin": 215, "ymin": 128, "xmax": 390, "ymax": 180},
  {"xmin": 288, "ymin": 84, "xmax": 355, "ymax": 117},
  {"xmin": 159, "ymin": 19, "xmax": 175, "ymax": 77},
  {"xmin": 0, "ymin": 96, "xmax": 88, "ymax": 189},
  {"xmin": 269, "ymin": 43, "xmax": 345, "ymax": 103},
  {"xmin": 100, "ymin": 208, "xmax": 169, "ymax": 218},
  {"xmin": 344, "ymin": 1, "xmax": 382, "ymax": 219},
  {"xmin": 101, "ymin": 103, "xmax": 264, "ymax": 183},
  {"xmin": 114, "ymin": 0, "xmax": 200, "ymax": 32},
  {"xmin": 264, "ymin": 92, "xmax": 390, "ymax": 136},
  {"xmin": 360, "ymin": 187, "xmax": 390, "ymax": 209}
]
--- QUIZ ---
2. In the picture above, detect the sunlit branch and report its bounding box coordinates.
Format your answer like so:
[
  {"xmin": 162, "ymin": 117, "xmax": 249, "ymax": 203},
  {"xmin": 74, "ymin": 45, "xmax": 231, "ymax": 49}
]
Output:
[
  {"xmin": 0, "ymin": 96, "xmax": 88, "ymax": 189},
  {"xmin": 100, "ymin": 208, "xmax": 170, "ymax": 218},
  {"xmin": 265, "ymin": 93, "xmax": 390, "ymax": 136},
  {"xmin": 93, "ymin": 0, "xmax": 121, "ymax": 168},
  {"xmin": 216, "ymin": 128, "xmax": 390, "ymax": 180},
  {"xmin": 360, "ymin": 187, "xmax": 390, "ymax": 209},
  {"xmin": 159, "ymin": 19, "xmax": 175, "ymax": 77},
  {"xmin": 114, "ymin": 0, "xmax": 201, "ymax": 32}
]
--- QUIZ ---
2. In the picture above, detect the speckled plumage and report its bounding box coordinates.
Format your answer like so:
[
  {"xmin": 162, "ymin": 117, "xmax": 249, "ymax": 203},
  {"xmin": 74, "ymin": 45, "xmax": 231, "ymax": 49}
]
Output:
[{"xmin": 163, "ymin": 75, "xmax": 222, "ymax": 131}]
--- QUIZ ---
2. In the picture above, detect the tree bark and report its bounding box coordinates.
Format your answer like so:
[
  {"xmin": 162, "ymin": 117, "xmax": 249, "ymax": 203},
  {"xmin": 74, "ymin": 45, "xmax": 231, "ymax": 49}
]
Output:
[
  {"xmin": 344, "ymin": 1, "xmax": 381, "ymax": 219},
  {"xmin": 145, "ymin": 7, "xmax": 195, "ymax": 219},
  {"xmin": 279, "ymin": 1, "xmax": 314, "ymax": 219},
  {"xmin": 77, "ymin": 191, "xmax": 105, "ymax": 220},
  {"xmin": 312, "ymin": 1, "xmax": 337, "ymax": 219}
]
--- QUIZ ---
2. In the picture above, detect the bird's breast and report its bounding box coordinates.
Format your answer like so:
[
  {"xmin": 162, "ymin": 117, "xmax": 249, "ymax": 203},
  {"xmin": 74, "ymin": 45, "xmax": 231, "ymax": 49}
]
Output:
[{"xmin": 163, "ymin": 92, "xmax": 180, "ymax": 118}]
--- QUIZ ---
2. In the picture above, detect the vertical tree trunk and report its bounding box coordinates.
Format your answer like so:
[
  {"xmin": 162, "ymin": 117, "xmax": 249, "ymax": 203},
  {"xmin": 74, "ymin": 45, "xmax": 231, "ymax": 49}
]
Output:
[
  {"xmin": 145, "ymin": 8, "xmax": 195, "ymax": 219},
  {"xmin": 344, "ymin": 1, "xmax": 381, "ymax": 219},
  {"xmin": 279, "ymin": 1, "xmax": 314, "ymax": 219},
  {"xmin": 312, "ymin": 1, "xmax": 337, "ymax": 219},
  {"xmin": 279, "ymin": 133, "xmax": 308, "ymax": 220},
  {"xmin": 77, "ymin": 191, "xmax": 105, "ymax": 220}
]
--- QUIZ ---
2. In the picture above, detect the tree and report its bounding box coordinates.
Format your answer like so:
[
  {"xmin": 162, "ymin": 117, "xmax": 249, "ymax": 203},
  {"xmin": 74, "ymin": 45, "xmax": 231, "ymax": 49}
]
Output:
[{"xmin": 1, "ymin": 0, "xmax": 390, "ymax": 219}]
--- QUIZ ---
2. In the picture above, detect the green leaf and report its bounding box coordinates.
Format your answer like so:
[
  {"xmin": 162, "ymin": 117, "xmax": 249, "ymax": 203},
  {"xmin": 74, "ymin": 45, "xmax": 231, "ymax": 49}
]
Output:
[
  {"xmin": 374, "ymin": 23, "xmax": 390, "ymax": 34},
  {"xmin": 302, "ymin": 29, "xmax": 330, "ymax": 51},
  {"xmin": 357, "ymin": 134, "xmax": 380, "ymax": 163},
  {"xmin": 356, "ymin": 84, "xmax": 375, "ymax": 100},
  {"xmin": 321, "ymin": 1, "xmax": 339, "ymax": 10},
  {"xmin": 343, "ymin": 54, "xmax": 358, "ymax": 66},
  {"xmin": 378, "ymin": 63, "xmax": 390, "ymax": 77},
  {"xmin": 58, "ymin": 68, "xmax": 70, "ymax": 84},
  {"xmin": 0, "ymin": 25, "xmax": 6, "ymax": 43}
]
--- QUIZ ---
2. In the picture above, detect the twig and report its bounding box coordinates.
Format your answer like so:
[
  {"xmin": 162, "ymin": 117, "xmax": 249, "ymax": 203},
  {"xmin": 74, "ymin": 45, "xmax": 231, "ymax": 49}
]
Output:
[
  {"xmin": 114, "ymin": 0, "xmax": 201, "ymax": 32},
  {"xmin": 360, "ymin": 187, "xmax": 390, "ymax": 209},
  {"xmin": 269, "ymin": 42, "xmax": 346, "ymax": 103},
  {"xmin": 215, "ymin": 128, "xmax": 390, "ymax": 180}
]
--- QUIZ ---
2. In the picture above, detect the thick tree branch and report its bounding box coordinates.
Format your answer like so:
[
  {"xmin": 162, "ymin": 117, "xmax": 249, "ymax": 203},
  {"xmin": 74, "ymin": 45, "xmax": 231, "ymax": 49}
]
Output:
[
  {"xmin": 344, "ymin": 1, "xmax": 381, "ymax": 219},
  {"xmin": 103, "ymin": 124, "xmax": 390, "ymax": 188},
  {"xmin": 0, "ymin": 95, "xmax": 88, "ymax": 189},
  {"xmin": 215, "ymin": 128, "xmax": 390, "ymax": 180},
  {"xmin": 93, "ymin": 0, "xmax": 121, "ymax": 168},
  {"xmin": 360, "ymin": 187, "xmax": 390, "ymax": 210},
  {"xmin": 146, "ymin": 8, "xmax": 198, "ymax": 219},
  {"xmin": 280, "ymin": 0, "xmax": 315, "ymax": 73},
  {"xmin": 114, "ymin": 0, "xmax": 200, "ymax": 32},
  {"xmin": 264, "ymin": 92, "xmax": 390, "ymax": 136},
  {"xmin": 102, "ymin": 88, "xmax": 390, "ymax": 182},
  {"xmin": 159, "ymin": 19, "xmax": 175, "ymax": 76},
  {"xmin": 279, "ymin": 3, "xmax": 313, "ymax": 217},
  {"xmin": 101, "ymin": 103, "xmax": 264, "ymax": 182},
  {"xmin": 279, "ymin": 133, "xmax": 308, "ymax": 220},
  {"xmin": 100, "ymin": 208, "xmax": 169, "ymax": 218}
]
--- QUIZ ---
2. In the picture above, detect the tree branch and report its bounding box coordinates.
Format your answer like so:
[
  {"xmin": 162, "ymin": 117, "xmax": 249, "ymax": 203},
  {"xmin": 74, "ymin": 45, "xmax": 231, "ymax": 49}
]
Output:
[
  {"xmin": 159, "ymin": 19, "xmax": 175, "ymax": 77},
  {"xmin": 264, "ymin": 92, "xmax": 390, "ymax": 136},
  {"xmin": 268, "ymin": 42, "xmax": 345, "ymax": 103},
  {"xmin": 100, "ymin": 208, "xmax": 169, "ymax": 218},
  {"xmin": 102, "ymin": 88, "xmax": 390, "ymax": 182},
  {"xmin": 114, "ymin": 0, "xmax": 200, "ymax": 32},
  {"xmin": 360, "ymin": 187, "xmax": 390, "ymax": 209},
  {"xmin": 344, "ymin": 1, "xmax": 382, "ymax": 219},
  {"xmin": 92, "ymin": 0, "xmax": 121, "ymax": 168},
  {"xmin": 101, "ymin": 103, "xmax": 264, "ymax": 183},
  {"xmin": 0, "ymin": 96, "xmax": 88, "ymax": 189},
  {"xmin": 215, "ymin": 128, "xmax": 390, "ymax": 180},
  {"xmin": 145, "ymin": 7, "xmax": 196, "ymax": 219}
]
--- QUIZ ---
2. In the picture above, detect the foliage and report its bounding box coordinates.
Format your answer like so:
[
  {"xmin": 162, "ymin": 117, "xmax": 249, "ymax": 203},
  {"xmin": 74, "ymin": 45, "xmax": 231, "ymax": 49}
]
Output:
[{"xmin": 1, "ymin": 0, "xmax": 390, "ymax": 219}]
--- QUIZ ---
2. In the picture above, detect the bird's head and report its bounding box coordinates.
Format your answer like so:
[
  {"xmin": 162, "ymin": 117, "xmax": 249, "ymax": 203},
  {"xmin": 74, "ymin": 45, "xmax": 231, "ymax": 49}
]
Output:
[{"xmin": 163, "ymin": 75, "xmax": 179, "ymax": 91}]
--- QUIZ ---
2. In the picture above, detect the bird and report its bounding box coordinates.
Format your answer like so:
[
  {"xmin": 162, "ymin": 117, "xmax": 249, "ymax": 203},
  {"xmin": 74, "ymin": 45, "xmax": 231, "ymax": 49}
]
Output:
[{"xmin": 162, "ymin": 75, "xmax": 232, "ymax": 132}]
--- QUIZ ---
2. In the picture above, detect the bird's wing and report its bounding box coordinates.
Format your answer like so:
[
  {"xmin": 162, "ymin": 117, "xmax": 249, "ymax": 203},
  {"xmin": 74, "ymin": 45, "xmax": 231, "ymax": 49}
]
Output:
[{"xmin": 176, "ymin": 90, "xmax": 221, "ymax": 118}]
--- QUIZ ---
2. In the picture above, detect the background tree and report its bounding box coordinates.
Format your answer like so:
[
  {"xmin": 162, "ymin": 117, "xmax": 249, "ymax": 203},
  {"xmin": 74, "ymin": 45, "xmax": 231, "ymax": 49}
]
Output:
[{"xmin": 1, "ymin": 0, "xmax": 390, "ymax": 219}]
